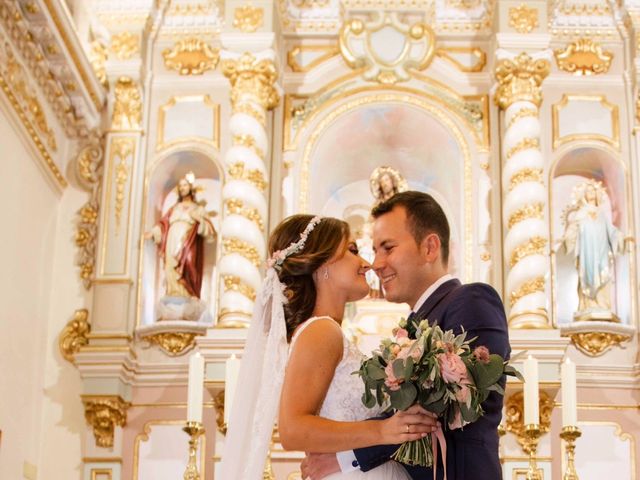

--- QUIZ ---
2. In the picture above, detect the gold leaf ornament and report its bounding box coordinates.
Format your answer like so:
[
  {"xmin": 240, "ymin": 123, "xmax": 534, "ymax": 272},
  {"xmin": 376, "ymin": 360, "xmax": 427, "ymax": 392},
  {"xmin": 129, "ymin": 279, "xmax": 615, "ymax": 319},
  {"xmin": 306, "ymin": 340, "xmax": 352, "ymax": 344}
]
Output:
[
  {"xmin": 555, "ymin": 38, "xmax": 613, "ymax": 75},
  {"xmin": 162, "ymin": 38, "xmax": 220, "ymax": 75}
]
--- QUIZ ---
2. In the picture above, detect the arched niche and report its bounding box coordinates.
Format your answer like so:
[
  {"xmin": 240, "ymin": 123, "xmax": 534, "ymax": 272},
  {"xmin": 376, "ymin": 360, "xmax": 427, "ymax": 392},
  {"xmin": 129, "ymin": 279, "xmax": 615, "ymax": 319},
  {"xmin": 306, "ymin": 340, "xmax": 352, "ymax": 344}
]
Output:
[
  {"xmin": 293, "ymin": 95, "xmax": 472, "ymax": 281},
  {"xmin": 139, "ymin": 146, "xmax": 223, "ymax": 327},
  {"xmin": 550, "ymin": 146, "xmax": 631, "ymax": 325}
]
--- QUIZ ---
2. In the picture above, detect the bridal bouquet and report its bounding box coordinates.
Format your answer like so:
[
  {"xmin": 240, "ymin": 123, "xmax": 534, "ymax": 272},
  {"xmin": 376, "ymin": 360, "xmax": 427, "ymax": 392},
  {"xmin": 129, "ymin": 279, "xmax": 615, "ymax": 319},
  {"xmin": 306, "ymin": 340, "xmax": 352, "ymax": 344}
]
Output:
[{"xmin": 357, "ymin": 318, "xmax": 522, "ymax": 468}]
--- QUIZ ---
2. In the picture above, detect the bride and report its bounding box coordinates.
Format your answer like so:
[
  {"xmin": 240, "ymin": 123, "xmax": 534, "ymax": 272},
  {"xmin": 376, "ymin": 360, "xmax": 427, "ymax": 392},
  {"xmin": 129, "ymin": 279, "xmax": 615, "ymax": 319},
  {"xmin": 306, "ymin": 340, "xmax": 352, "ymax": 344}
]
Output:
[{"xmin": 219, "ymin": 215, "xmax": 436, "ymax": 479}]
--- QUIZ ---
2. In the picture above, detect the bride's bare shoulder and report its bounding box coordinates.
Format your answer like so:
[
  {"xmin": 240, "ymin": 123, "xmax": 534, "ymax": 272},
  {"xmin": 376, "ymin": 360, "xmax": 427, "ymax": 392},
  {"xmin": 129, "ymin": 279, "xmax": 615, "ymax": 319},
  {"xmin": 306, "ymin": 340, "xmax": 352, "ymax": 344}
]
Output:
[{"xmin": 289, "ymin": 317, "xmax": 344, "ymax": 358}]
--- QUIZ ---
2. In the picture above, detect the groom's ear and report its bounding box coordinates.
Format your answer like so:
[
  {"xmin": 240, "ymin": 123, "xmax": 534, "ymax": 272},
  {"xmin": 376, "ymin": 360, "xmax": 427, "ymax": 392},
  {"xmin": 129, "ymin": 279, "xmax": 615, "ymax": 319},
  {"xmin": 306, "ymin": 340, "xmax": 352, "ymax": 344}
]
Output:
[{"xmin": 420, "ymin": 233, "xmax": 441, "ymax": 263}]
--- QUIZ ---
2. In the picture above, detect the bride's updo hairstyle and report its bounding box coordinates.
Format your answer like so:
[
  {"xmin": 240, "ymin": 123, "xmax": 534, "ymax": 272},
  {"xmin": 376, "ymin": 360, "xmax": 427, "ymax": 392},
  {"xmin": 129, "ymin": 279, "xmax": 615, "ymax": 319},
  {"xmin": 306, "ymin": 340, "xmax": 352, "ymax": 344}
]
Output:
[{"xmin": 268, "ymin": 214, "xmax": 349, "ymax": 341}]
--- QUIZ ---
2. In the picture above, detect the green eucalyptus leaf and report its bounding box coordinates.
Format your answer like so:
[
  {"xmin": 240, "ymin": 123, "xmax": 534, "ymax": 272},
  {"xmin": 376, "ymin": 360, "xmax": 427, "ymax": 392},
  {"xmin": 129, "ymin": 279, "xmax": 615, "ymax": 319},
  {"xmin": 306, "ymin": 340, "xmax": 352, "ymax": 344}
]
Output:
[{"xmin": 389, "ymin": 382, "xmax": 417, "ymax": 410}]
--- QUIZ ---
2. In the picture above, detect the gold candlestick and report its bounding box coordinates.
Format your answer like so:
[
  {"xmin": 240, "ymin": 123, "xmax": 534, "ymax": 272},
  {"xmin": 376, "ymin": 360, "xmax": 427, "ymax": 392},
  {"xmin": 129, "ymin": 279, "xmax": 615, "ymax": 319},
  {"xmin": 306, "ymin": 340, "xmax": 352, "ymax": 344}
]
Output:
[
  {"xmin": 183, "ymin": 421, "xmax": 205, "ymax": 480},
  {"xmin": 263, "ymin": 426, "xmax": 276, "ymax": 480},
  {"xmin": 524, "ymin": 424, "xmax": 542, "ymax": 480},
  {"xmin": 560, "ymin": 426, "xmax": 581, "ymax": 480}
]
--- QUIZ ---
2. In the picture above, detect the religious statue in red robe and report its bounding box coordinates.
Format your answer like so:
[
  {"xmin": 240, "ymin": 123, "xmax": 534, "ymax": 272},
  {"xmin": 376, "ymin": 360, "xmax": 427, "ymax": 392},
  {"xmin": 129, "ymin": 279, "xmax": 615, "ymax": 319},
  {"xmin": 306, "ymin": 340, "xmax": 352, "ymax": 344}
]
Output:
[{"xmin": 150, "ymin": 173, "xmax": 216, "ymax": 299}]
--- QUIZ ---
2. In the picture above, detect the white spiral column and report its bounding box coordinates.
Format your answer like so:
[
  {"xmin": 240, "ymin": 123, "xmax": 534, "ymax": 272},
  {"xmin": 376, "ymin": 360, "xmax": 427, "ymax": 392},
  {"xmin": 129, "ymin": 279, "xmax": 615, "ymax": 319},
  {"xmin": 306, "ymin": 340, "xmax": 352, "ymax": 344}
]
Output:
[
  {"xmin": 495, "ymin": 52, "xmax": 551, "ymax": 328},
  {"xmin": 218, "ymin": 52, "xmax": 279, "ymax": 327}
]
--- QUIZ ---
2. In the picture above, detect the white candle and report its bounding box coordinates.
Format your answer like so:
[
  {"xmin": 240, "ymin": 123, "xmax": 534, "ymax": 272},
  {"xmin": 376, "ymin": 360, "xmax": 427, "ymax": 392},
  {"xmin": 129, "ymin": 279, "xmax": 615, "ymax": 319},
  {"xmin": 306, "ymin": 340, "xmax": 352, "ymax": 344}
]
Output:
[
  {"xmin": 224, "ymin": 354, "xmax": 241, "ymax": 424},
  {"xmin": 187, "ymin": 352, "xmax": 204, "ymax": 423},
  {"xmin": 561, "ymin": 359, "xmax": 577, "ymax": 427},
  {"xmin": 523, "ymin": 355, "xmax": 539, "ymax": 425}
]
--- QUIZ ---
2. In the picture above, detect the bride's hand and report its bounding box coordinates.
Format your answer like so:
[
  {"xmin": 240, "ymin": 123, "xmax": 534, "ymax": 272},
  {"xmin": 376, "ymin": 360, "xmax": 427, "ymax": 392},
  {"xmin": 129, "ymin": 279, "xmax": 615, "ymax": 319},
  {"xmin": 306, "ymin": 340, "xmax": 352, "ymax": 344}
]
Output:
[{"xmin": 379, "ymin": 404, "xmax": 439, "ymax": 444}]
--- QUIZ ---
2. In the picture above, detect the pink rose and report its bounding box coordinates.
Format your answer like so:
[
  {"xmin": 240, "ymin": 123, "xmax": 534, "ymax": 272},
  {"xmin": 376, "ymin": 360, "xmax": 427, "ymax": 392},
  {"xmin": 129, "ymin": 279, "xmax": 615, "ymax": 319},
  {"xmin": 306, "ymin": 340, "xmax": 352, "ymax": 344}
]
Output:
[
  {"xmin": 394, "ymin": 328, "xmax": 409, "ymax": 339},
  {"xmin": 473, "ymin": 346, "xmax": 491, "ymax": 364},
  {"xmin": 455, "ymin": 383, "xmax": 470, "ymax": 405},
  {"xmin": 396, "ymin": 337, "xmax": 422, "ymax": 362},
  {"xmin": 384, "ymin": 362, "xmax": 403, "ymax": 391},
  {"xmin": 437, "ymin": 352, "xmax": 467, "ymax": 384},
  {"xmin": 455, "ymin": 372, "xmax": 474, "ymax": 406}
]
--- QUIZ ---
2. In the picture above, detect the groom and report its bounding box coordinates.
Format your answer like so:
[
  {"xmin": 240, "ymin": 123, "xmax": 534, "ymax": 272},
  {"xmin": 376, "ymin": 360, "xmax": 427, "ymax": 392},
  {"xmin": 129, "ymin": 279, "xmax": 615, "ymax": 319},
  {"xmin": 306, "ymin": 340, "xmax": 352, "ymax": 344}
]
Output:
[{"xmin": 302, "ymin": 191, "xmax": 510, "ymax": 480}]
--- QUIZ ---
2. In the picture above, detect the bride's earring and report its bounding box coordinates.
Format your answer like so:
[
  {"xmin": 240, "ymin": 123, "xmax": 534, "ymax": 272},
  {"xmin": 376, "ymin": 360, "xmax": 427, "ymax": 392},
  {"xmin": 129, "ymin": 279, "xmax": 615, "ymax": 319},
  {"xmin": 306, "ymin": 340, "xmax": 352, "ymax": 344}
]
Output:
[{"xmin": 323, "ymin": 267, "xmax": 329, "ymax": 280}]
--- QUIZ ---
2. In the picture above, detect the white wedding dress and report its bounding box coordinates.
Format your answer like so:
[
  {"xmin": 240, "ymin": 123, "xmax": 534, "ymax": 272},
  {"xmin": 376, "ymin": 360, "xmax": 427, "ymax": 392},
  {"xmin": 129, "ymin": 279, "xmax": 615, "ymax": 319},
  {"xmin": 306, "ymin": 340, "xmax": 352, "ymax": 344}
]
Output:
[{"xmin": 290, "ymin": 317, "xmax": 411, "ymax": 480}]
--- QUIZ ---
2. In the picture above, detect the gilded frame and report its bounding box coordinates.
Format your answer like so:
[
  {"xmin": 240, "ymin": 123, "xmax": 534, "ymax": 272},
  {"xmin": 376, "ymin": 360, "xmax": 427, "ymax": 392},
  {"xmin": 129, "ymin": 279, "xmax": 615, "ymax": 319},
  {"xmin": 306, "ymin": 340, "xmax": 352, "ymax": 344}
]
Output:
[
  {"xmin": 98, "ymin": 136, "xmax": 138, "ymax": 277},
  {"xmin": 90, "ymin": 469, "xmax": 113, "ymax": 480},
  {"xmin": 552, "ymin": 94, "xmax": 620, "ymax": 151},
  {"xmin": 156, "ymin": 95, "xmax": 220, "ymax": 152}
]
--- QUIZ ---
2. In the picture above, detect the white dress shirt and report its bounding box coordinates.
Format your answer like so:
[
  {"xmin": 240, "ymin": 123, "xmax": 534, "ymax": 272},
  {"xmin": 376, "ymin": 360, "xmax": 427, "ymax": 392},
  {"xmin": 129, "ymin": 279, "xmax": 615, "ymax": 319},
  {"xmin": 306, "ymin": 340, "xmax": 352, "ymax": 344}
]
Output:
[{"xmin": 337, "ymin": 273, "xmax": 455, "ymax": 473}]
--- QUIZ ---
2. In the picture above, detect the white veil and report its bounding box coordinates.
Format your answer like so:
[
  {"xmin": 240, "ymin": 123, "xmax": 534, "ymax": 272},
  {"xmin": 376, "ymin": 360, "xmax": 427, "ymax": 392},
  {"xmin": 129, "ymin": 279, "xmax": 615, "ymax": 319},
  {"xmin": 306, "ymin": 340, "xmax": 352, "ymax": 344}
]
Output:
[{"xmin": 218, "ymin": 267, "xmax": 289, "ymax": 479}]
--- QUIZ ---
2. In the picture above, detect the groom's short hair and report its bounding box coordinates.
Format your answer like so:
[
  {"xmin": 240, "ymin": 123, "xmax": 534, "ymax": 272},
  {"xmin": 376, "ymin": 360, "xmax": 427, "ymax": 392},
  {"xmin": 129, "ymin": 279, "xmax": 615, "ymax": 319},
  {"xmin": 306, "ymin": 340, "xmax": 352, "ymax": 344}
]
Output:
[{"xmin": 372, "ymin": 191, "xmax": 450, "ymax": 265}]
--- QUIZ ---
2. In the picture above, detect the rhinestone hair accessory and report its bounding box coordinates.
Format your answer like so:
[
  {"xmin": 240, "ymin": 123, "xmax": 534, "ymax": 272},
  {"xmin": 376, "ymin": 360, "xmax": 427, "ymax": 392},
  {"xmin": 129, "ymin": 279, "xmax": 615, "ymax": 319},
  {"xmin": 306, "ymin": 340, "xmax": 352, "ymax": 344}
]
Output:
[{"xmin": 267, "ymin": 216, "xmax": 323, "ymax": 271}]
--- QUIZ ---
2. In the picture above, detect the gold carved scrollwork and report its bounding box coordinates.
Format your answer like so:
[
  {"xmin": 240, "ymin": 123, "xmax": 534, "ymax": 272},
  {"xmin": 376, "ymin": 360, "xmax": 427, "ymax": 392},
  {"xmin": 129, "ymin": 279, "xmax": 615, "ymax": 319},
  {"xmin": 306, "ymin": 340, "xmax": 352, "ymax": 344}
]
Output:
[
  {"xmin": 339, "ymin": 15, "xmax": 436, "ymax": 84},
  {"xmin": 570, "ymin": 332, "xmax": 631, "ymax": 356},
  {"xmin": 505, "ymin": 391, "xmax": 553, "ymax": 454},
  {"xmin": 83, "ymin": 395, "xmax": 130, "ymax": 448},
  {"xmin": 508, "ymin": 203, "xmax": 544, "ymax": 229},
  {"xmin": 509, "ymin": 168, "xmax": 543, "ymax": 191},
  {"xmin": 225, "ymin": 198, "xmax": 264, "ymax": 231},
  {"xmin": 162, "ymin": 38, "xmax": 219, "ymax": 76},
  {"xmin": 509, "ymin": 276, "xmax": 545, "ymax": 306},
  {"xmin": 59, "ymin": 309, "xmax": 90, "ymax": 362},
  {"xmin": 110, "ymin": 32, "xmax": 139, "ymax": 60},
  {"xmin": 89, "ymin": 41, "xmax": 108, "ymax": 89},
  {"xmin": 223, "ymin": 238, "xmax": 261, "ymax": 267},
  {"xmin": 77, "ymin": 202, "xmax": 99, "ymax": 282},
  {"xmin": 509, "ymin": 4, "xmax": 538, "ymax": 34},
  {"xmin": 76, "ymin": 131, "xmax": 104, "ymax": 188},
  {"xmin": 3, "ymin": 44, "xmax": 57, "ymax": 151},
  {"xmin": 233, "ymin": 134, "xmax": 265, "ymax": 159},
  {"xmin": 446, "ymin": 0, "xmax": 481, "ymax": 9},
  {"xmin": 75, "ymin": 130, "xmax": 105, "ymax": 288},
  {"xmin": 495, "ymin": 53, "xmax": 550, "ymax": 109},
  {"xmin": 290, "ymin": 0, "xmax": 329, "ymax": 7},
  {"xmin": 554, "ymin": 38, "xmax": 613, "ymax": 76},
  {"xmin": 111, "ymin": 77, "xmax": 142, "ymax": 130},
  {"xmin": 235, "ymin": 103, "xmax": 266, "ymax": 126},
  {"xmin": 0, "ymin": 1, "xmax": 93, "ymax": 136},
  {"xmin": 111, "ymin": 138, "xmax": 134, "ymax": 231},
  {"xmin": 223, "ymin": 275, "xmax": 257, "ymax": 301},
  {"xmin": 510, "ymin": 236, "xmax": 547, "ymax": 267},
  {"xmin": 228, "ymin": 162, "xmax": 267, "ymax": 192},
  {"xmin": 213, "ymin": 390, "xmax": 227, "ymax": 434},
  {"xmin": 221, "ymin": 53, "xmax": 279, "ymax": 111},
  {"xmin": 506, "ymin": 138, "xmax": 540, "ymax": 160},
  {"xmin": 507, "ymin": 107, "xmax": 538, "ymax": 130},
  {"xmin": 147, "ymin": 332, "xmax": 196, "ymax": 356},
  {"xmin": 233, "ymin": 5, "xmax": 263, "ymax": 32}
]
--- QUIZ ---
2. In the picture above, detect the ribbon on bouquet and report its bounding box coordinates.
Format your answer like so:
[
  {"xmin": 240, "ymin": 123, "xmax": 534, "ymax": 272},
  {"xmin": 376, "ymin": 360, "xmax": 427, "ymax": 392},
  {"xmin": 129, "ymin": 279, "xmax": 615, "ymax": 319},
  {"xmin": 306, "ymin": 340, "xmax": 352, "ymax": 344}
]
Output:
[{"xmin": 431, "ymin": 425, "xmax": 447, "ymax": 480}]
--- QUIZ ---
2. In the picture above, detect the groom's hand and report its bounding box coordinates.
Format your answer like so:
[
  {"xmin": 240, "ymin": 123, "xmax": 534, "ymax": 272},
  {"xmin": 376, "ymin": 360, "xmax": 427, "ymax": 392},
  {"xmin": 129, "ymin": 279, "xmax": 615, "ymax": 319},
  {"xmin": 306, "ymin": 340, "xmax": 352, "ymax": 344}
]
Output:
[{"xmin": 301, "ymin": 452, "xmax": 339, "ymax": 480}]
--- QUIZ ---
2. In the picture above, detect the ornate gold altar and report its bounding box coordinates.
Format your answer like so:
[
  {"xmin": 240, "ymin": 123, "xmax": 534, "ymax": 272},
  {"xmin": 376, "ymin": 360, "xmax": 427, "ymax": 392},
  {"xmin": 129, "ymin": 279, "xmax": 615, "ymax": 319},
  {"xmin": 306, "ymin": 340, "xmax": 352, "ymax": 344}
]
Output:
[{"xmin": 0, "ymin": 0, "xmax": 638, "ymax": 478}]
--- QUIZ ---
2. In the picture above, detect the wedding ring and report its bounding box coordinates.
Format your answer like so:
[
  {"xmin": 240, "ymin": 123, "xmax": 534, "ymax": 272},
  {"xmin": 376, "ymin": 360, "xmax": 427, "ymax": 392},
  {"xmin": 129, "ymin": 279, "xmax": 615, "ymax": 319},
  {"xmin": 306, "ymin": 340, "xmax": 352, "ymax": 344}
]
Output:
[{"xmin": 406, "ymin": 424, "xmax": 410, "ymax": 434}]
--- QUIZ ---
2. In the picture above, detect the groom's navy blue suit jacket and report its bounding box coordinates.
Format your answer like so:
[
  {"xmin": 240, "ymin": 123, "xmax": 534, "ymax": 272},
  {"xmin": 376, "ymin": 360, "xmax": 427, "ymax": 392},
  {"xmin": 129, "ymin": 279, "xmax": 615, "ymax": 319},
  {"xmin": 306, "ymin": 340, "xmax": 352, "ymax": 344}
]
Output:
[{"xmin": 354, "ymin": 279, "xmax": 510, "ymax": 480}]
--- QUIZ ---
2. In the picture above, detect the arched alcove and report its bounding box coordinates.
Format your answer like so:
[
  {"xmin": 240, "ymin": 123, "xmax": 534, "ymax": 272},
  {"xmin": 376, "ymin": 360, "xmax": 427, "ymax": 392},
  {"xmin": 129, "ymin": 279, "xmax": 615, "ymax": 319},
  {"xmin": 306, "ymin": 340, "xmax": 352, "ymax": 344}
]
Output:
[
  {"xmin": 293, "ymin": 93, "xmax": 473, "ymax": 280},
  {"xmin": 550, "ymin": 146, "xmax": 631, "ymax": 324},
  {"xmin": 139, "ymin": 146, "xmax": 224, "ymax": 327}
]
